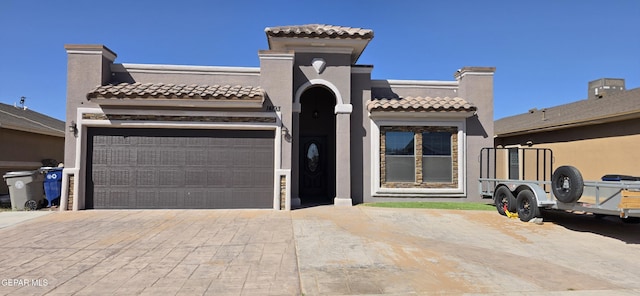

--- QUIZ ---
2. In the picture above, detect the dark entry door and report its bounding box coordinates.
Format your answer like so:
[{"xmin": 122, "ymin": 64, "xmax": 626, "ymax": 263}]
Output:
[{"xmin": 299, "ymin": 136, "xmax": 328, "ymax": 199}]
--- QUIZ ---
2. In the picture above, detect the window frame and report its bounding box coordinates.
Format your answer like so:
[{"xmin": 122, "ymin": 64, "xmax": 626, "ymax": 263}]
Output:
[{"xmin": 371, "ymin": 118, "xmax": 466, "ymax": 197}]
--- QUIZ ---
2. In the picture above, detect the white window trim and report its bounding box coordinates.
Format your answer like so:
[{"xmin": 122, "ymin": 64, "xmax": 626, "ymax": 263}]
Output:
[{"xmin": 370, "ymin": 117, "xmax": 467, "ymax": 197}]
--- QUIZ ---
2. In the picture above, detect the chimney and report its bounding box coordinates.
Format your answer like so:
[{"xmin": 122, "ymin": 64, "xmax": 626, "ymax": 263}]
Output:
[{"xmin": 588, "ymin": 78, "xmax": 625, "ymax": 100}]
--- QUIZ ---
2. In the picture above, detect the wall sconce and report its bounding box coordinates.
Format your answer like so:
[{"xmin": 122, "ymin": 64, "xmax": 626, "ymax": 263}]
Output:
[
  {"xmin": 281, "ymin": 126, "xmax": 292, "ymax": 142},
  {"xmin": 69, "ymin": 121, "xmax": 78, "ymax": 136}
]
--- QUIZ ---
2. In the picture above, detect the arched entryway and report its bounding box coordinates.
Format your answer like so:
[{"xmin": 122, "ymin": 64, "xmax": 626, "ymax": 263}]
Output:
[{"xmin": 298, "ymin": 86, "xmax": 336, "ymax": 205}]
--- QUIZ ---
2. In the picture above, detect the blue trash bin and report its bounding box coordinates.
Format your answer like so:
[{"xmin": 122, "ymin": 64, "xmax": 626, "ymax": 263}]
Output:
[{"xmin": 44, "ymin": 168, "xmax": 63, "ymax": 207}]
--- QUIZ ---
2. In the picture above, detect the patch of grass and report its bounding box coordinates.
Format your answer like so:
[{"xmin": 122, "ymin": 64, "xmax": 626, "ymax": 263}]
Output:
[{"xmin": 363, "ymin": 201, "xmax": 495, "ymax": 211}]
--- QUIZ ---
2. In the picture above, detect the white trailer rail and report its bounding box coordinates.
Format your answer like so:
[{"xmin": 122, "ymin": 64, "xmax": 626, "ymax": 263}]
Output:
[{"xmin": 479, "ymin": 147, "xmax": 640, "ymax": 222}]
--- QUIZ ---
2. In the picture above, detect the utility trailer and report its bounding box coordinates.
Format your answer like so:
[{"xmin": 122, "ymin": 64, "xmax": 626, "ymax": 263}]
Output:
[{"xmin": 479, "ymin": 147, "xmax": 640, "ymax": 223}]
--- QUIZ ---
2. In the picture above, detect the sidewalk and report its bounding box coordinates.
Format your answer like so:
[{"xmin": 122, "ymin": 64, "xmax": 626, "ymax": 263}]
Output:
[{"xmin": 0, "ymin": 211, "xmax": 52, "ymax": 229}]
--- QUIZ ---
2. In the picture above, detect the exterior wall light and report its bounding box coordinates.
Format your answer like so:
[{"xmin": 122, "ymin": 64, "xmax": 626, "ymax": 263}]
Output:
[{"xmin": 69, "ymin": 121, "xmax": 78, "ymax": 136}]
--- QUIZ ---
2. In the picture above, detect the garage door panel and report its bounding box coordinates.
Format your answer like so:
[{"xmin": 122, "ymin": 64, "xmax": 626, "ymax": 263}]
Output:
[
  {"xmin": 159, "ymin": 150, "xmax": 185, "ymax": 166},
  {"xmin": 109, "ymin": 170, "xmax": 133, "ymax": 186},
  {"xmin": 158, "ymin": 170, "xmax": 184, "ymax": 187},
  {"xmin": 136, "ymin": 191, "xmax": 158, "ymax": 208},
  {"xmin": 137, "ymin": 150, "xmax": 158, "ymax": 165},
  {"xmin": 110, "ymin": 149, "xmax": 133, "ymax": 165},
  {"xmin": 185, "ymin": 170, "xmax": 207, "ymax": 186},
  {"xmin": 136, "ymin": 171, "xmax": 158, "ymax": 186},
  {"xmin": 186, "ymin": 150, "xmax": 208, "ymax": 166},
  {"xmin": 87, "ymin": 128, "xmax": 274, "ymax": 209}
]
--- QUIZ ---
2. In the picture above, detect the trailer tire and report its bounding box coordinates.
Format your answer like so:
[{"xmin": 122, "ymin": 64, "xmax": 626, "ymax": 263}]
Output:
[
  {"xmin": 552, "ymin": 166, "xmax": 584, "ymax": 203},
  {"xmin": 494, "ymin": 186, "xmax": 516, "ymax": 216},
  {"xmin": 516, "ymin": 190, "xmax": 540, "ymax": 222}
]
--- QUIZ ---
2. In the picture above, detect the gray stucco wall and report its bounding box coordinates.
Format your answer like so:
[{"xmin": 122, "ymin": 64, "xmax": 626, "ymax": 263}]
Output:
[
  {"xmin": 294, "ymin": 53, "xmax": 352, "ymax": 105},
  {"xmin": 456, "ymin": 67, "xmax": 495, "ymax": 201},
  {"xmin": 350, "ymin": 68, "xmax": 373, "ymax": 204},
  {"xmin": 64, "ymin": 45, "xmax": 115, "ymax": 168},
  {"xmin": 111, "ymin": 64, "xmax": 260, "ymax": 86}
]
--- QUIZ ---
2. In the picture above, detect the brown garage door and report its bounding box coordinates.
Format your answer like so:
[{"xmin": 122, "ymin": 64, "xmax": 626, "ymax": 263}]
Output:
[{"xmin": 86, "ymin": 128, "xmax": 274, "ymax": 209}]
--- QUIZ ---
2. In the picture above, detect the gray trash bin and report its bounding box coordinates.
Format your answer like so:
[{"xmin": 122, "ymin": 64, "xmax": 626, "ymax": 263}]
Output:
[{"xmin": 3, "ymin": 171, "xmax": 45, "ymax": 210}]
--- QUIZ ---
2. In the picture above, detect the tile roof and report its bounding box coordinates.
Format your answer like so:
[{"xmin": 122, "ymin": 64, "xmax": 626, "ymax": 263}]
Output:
[
  {"xmin": 265, "ymin": 24, "xmax": 373, "ymax": 40},
  {"xmin": 0, "ymin": 103, "xmax": 64, "ymax": 137},
  {"xmin": 87, "ymin": 83, "xmax": 264, "ymax": 101},
  {"xmin": 495, "ymin": 87, "xmax": 640, "ymax": 136},
  {"xmin": 368, "ymin": 97, "xmax": 477, "ymax": 113}
]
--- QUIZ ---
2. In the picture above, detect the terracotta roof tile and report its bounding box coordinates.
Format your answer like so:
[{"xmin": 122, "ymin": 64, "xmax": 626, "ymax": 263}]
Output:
[
  {"xmin": 495, "ymin": 87, "xmax": 640, "ymax": 135},
  {"xmin": 265, "ymin": 24, "xmax": 373, "ymax": 39},
  {"xmin": 87, "ymin": 83, "xmax": 264, "ymax": 101},
  {"xmin": 368, "ymin": 97, "xmax": 477, "ymax": 113}
]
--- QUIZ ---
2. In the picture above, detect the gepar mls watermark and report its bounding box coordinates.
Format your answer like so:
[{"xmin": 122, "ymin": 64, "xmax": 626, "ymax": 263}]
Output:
[{"xmin": 2, "ymin": 278, "xmax": 49, "ymax": 287}]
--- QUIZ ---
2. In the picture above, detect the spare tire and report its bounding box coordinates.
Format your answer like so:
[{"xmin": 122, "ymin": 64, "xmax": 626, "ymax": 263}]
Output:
[{"xmin": 552, "ymin": 166, "xmax": 584, "ymax": 203}]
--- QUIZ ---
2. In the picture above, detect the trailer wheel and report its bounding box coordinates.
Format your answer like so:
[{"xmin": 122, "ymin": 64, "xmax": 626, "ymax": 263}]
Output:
[
  {"xmin": 516, "ymin": 190, "xmax": 540, "ymax": 222},
  {"xmin": 552, "ymin": 166, "xmax": 584, "ymax": 203},
  {"xmin": 494, "ymin": 186, "xmax": 516, "ymax": 216}
]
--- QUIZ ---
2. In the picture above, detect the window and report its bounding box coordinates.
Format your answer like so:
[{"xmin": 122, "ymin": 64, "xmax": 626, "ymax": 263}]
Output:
[
  {"xmin": 508, "ymin": 148, "xmax": 519, "ymax": 179},
  {"xmin": 385, "ymin": 131, "xmax": 415, "ymax": 182},
  {"xmin": 380, "ymin": 126, "xmax": 457, "ymax": 188},
  {"xmin": 422, "ymin": 132, "xmax": 452, "ymax": 182}
]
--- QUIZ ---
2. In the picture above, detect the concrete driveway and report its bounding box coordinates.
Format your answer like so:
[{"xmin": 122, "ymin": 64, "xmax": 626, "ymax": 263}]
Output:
[{"xmin": 0, "ymin": 206, "xmax": 639, "ymax": 295}]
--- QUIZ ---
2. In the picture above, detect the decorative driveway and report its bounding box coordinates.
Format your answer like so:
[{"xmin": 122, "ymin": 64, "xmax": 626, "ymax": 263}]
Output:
[{"xmin": 0, "ymin": 207, "xmax": 639, "ymax": 295}]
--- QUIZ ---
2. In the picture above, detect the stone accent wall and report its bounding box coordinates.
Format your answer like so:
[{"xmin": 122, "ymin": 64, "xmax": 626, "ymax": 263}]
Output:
[
  {"xmin": 279, "ymin": 175, "xmax": 287, "ymax": 210},
  {"xmin": 82, "ymin": 113, "xmax": 276, "ymax": 123},
  {"xmin": 67, "ymin": 175, "xmax": 74, "ymax": 210},
  {"xmin": 380, "ymin": 126, "xmax": 458, "ymax": 189}
]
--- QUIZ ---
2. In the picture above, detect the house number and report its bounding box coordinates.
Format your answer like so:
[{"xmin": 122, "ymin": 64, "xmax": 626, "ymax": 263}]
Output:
[{"xmin": 267, "ymin": 105, "xmax": 281, "ymax": 112}]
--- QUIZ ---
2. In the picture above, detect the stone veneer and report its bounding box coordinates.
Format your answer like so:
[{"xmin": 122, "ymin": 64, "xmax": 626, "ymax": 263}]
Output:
[
  {"xmin": 380, "ymin": 126, "xmax": 458, "ymax": 189},
  {"xmin": 280, "ymin": 175, "xmax": 287, "ymax": 210},
  {"xmin": 67, "ymin": 176, "xmax": 74, "ymax": 210},
  {"xmin": 82, "ymin": 113, "xmax": 276, "ymax": 123}
]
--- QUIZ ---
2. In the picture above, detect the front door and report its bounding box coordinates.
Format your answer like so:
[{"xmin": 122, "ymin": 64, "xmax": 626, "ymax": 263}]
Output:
[{"xmin": 299, "ymin": 136, "xmax": 328, "ymax": 201}]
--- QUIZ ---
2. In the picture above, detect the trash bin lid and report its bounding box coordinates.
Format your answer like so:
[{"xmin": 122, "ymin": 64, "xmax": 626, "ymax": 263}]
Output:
[{"xmin": 3, "ymin": 171, "xmax": 36, "ymax": 178}]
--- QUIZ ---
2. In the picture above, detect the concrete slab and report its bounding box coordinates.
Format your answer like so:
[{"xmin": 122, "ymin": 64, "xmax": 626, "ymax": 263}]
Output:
[
  {"xmin": 0, "ymin": 206, "xmax": 638, "ymax": 295},
  {"xmin": 0, "ymin": 211, "xmax": 52, "ymax": 229}
]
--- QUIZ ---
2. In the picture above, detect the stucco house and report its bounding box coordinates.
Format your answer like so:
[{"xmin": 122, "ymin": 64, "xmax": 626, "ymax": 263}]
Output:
[
  {"xmin": 0, "ymin": 102, "xmax": 65, "ymax": 195},
  {"xmin": 62, "ymin": 24, "xmax": 495, "ymax": 210},
  {"xmin": 495, "ymin": 78, "xmax": 640, "ymax": 181}
]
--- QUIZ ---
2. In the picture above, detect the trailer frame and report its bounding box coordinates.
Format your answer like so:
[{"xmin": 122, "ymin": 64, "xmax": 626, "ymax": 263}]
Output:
[{"xmin": 479, "ymin": 147, "xmax": 640, "ymax": 221}]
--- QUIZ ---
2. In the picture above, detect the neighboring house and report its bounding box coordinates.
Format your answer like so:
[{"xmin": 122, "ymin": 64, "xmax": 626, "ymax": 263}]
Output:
[
  {"xmin": 495, "ymin": 78, "xmax": 640, "ymax": 181},
  {"xmin": 0, "ymin": 103, "xmax": 65, "ymax": 194},
  {"xmin": 63, "ymin": 24, "xmax": 495, "ymax": 210}
]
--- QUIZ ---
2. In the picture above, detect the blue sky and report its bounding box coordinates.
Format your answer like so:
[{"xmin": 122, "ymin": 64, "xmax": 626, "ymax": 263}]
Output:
[{"xmin": 1, "ymin": 0, "xmax": 638, "ymax": 121}]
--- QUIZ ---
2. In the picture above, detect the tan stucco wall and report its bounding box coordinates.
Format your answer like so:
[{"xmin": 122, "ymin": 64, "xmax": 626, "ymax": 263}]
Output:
[
  {"xmin": 0, "ymin": 129, "xmax": 64, "ymax": 194},
  {"xmin": 496, "ymin": 118, "xmax": 640, "ymax": 181},
  {"xmin": 539, "ymin": 135, "xmax": 640, "ymax": 180}
]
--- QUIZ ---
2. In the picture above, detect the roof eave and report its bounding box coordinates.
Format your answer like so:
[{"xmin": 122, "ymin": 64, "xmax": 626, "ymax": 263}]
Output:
[
  {"xmin": 0, "ymin": 124, "xmax": 65, "ymax": 138},
  {"xmin": 89, "ymin": 98, "xmax": 265, "ymax": 109},
  {"xmin": 266, "ymin": 36, "xmax": 371, "ymax": 64},
  {"xmin": 369, "ymin": 110, "xmax": 475, "ymax": 119},
  {"xmin": 496, "ymin": 110, "xmax": 640, "ymax": 137}
]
